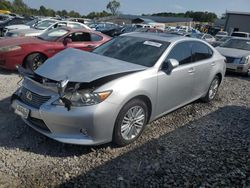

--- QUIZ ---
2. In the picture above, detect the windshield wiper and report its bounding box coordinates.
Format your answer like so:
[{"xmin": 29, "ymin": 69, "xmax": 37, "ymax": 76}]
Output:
[{"xmin": 36, "ymin": 36, "xmax": 45, "ymax": 41}]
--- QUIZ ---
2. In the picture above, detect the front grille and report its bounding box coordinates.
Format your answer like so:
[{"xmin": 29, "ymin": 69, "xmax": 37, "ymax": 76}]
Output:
[
  {"xmin": 20, "ymin": 87, "xmax": 51, "ymax": 108},
  {"xmin": 27, "ymin": 116, "xmax": 51, "ymax": 133},
  {"xmin": 225, "ymin": 56, "xmax": 236, "ymax": 64}
]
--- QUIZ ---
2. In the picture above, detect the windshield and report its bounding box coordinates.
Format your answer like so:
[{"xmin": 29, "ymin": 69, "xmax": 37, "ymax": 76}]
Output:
[
  {"xmin": 191, "ymin": 33, "xmax": 203, "ymax": 39},
  {"xmin": 25, "ymin": 19, "xmax": 38, "ymax": 26},
  {"xmin": 220, "ymin": 38, "xmax": 250, "ymax": 51},
  {"xmin": 34, "ymin": 20, "xmax": 57, "ymax": 30},
  {"xmin": 93, "ymin": 36, "xmax": 170, "ymax": 67},
  {"xmin": 37, "ymin": 28, "xmax": 69, "ymax": 41}
]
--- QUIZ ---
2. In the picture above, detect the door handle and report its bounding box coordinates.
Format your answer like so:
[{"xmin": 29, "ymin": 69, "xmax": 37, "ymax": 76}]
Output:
[
  {"xmin": 211, "ymin": 63, "xmax": 216, "ymax": 66},
  {"xmin": 188, "ymin": 68, "xmax": 195, "ymax": 73}
]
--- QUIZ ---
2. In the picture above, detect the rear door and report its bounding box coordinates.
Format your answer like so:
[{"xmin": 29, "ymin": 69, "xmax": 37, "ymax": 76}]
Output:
[
  {"xmin": 156, "ymin": 41, "xmax": 195, "ymax": 115},
  {"xmin": 191, "ymin": 41, "xmax": 214, "ymax": 98}
]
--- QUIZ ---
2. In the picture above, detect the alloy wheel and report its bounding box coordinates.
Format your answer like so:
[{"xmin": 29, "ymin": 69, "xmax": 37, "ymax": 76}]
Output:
[
  {"xmin": 208, "ymin": 78, "xmax": 219, "ymax": 100},
  {"xmin": 121, "ymin": 106, "xmax": 145, "ymax": 141}
]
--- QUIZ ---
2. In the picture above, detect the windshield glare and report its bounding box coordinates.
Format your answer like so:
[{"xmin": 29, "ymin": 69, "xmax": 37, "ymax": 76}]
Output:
[
  {"xmin": 93, "ymin": 36, "xmax": 169, "ymax": 67},
  {"xmin": 38, "ymin": 28, "xmax": 69, "ymax": 41},
  {"xmin": 221, "ymin": 39, "xmax": 250, "ymax": 51},
  {"xmin": 35, "ymin": 20, "xmax": 57, "ymax": 30}
]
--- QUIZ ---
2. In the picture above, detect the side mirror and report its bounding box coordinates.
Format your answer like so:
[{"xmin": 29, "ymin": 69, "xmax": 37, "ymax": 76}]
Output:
[
  {"xmin": 63, "ymin": 38, "xmax": 72, "ymax": 46},
  {"xmin": 162, "ymin": 59, "xmax": 179, "ymax": 73}
]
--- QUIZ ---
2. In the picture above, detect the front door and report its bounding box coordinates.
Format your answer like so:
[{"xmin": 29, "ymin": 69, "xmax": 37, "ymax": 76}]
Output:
[{"xmin": 156, "ymin": 41, "xmax": 195, "ymax": 115}]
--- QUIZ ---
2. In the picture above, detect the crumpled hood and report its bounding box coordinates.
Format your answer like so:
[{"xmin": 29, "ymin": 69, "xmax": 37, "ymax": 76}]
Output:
[
  {"xmin": 216, "ymin": 47, "xmax": 250, "ymax": 58},
  {"xmin": 35, "ymin": 48, "xmax": 147, "ymax": 83}
]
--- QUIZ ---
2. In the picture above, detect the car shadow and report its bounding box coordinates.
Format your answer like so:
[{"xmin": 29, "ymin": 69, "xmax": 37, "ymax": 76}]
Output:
[
  {"xmin": 225, "ymin": 72, "xmax": 250, "ymax": 81},
  {"xmin": 0, "ymin": 96, "xmax": 109, "ymax": 157},
  {"xmin": 0, "ymin": 68, "xmax": 17, "ymax": 75},
  {"xmin": 57, "ymin": 105, "xmax": 250, "ymax": 187}
]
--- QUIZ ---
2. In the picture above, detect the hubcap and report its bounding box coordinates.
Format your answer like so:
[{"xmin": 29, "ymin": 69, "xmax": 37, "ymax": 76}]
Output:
[
  {"xmin": 209, "ymin": 79, "xmax": 219, "ymax": 100},
  {"xmin": 121, "ymin": 106, "xmax": 145, "ymax": 141}
]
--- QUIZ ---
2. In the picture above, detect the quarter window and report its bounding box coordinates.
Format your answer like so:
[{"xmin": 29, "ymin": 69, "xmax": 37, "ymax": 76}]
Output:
[
  {"xmin": 167, "ymin": 42, "xmax": 192, "ymax": 65},
  {"xmin": 91, "ymin": 34, "xmax": 103, "ymax": 41},
  {"xmin": 192, "ymin": 42, "xmax": 213, "ymax": 62}
]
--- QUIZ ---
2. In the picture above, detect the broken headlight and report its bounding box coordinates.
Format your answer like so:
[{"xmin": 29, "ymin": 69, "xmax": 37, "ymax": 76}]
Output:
[{"xmin": 54, "ymin": 90, "xmax": 112, "ymax": 107}]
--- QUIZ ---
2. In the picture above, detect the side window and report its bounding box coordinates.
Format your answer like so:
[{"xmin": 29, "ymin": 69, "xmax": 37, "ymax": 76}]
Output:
[
  {"xmin": 167, "ymin": 42, "xmax": 192, "ymax": 65},
  {"xmin": 68, "ymin": 32, "xmax": 91, "ymax": 42},
  {"xmin": 192, "ymin": 42, "xmax": 213, "ymax": 62},
  {"xmin": 91, "ymin": 33, "xmax": 103, "ymax": 41}
]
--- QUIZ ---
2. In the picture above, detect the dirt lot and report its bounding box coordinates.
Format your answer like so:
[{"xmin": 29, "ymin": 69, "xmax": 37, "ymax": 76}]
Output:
[{"xmin": 0, "ymin": 69, "xmax": 249, "ymax": 188}]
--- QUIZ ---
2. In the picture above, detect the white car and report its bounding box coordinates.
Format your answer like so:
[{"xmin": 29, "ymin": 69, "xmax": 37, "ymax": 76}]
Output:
[
  {"xmin": 5, "ymin": 20, "xmax": 91, "ymax": 37},
  {"xmin": 231, "ymin": 32, "xmax": 250, "ymax": 38},
  {"xmin": 3, "ymin": 19, "xmax": 41, "ymax": 35}
]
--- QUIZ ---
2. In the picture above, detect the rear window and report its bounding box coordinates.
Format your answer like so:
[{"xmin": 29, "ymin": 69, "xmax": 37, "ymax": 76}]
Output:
[{"xmin": 231, "ymin": 33, "xmax": 248, "ymax": 38}]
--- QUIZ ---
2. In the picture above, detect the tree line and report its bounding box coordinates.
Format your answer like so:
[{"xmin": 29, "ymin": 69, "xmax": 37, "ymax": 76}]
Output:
[
  {"xmin": 151, "ymin": 11, "xmax": 217, "ymax": 22},
  {"xmin": 0, "ymin": 0, "xmax": 112, "ymax": 18},
  {"xmin": 0, "ymin": 0, "xmax": 217, "ymax": 22}
]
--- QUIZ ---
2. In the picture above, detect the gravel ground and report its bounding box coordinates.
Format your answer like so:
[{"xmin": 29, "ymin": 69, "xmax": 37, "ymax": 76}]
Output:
[{"xmin": 0, "ymin": 69, "xmax": 249, "ymax": 188}]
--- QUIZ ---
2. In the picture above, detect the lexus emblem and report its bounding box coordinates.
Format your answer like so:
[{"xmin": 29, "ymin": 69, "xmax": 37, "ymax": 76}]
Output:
[{"xmin": 26, "ymin": 91, "xmax": 32, "ymax": 101}]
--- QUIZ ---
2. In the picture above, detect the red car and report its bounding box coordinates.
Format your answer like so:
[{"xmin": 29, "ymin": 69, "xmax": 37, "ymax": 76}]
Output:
[{"xmin": 0, "ymin": 27, "xmax": 111, "ymax": 71}]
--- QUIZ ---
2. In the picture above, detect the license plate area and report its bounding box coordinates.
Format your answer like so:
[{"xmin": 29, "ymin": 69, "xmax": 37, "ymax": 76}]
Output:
[{"xmin": 15, "ymin": 104, "xmax": 29, "ymax": 119}]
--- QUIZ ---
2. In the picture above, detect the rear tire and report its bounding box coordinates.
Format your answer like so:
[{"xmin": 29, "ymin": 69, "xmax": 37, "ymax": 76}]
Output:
[
  {"xmin": 113, "ymin": 98, "xmax": 148, "ymax": 146},
  {"xmin": 201, "ymin": 75, "xmax": 220, "ymax": 103},
  {"xmin": 24, "ymin": 53, "xmax": 47, "ymax": 72}
]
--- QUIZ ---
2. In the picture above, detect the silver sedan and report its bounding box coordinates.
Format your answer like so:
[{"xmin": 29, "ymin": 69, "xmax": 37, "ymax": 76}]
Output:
[
  {"xmin": 11, "ymin": 33, "xmax": 226, "ymax": 146},
  {"xmin": 216, "ymin": 38, "xmax": 250, "ymax": 75}
]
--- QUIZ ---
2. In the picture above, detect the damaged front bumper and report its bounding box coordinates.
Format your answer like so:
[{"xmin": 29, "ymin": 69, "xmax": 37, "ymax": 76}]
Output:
[{"xmin": 11, "ymin": 79, "xmax": 119, "ymax": 145}]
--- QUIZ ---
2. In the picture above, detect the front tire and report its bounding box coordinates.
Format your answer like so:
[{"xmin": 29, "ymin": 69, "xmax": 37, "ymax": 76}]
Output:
[
  {"xmin": 113, "ymin": 98, "xmax": 149, "ymax": 146},
  {"xmin": 24, "ymin": 53, "xmax": 47, "ymax": 72},
  {"xmin": 201, "ymin": 75, "xmax": 220, "ymax": 103}
]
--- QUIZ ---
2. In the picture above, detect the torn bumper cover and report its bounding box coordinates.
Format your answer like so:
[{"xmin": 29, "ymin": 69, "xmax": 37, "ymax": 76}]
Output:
[{"xmin": 11, "ymin": 84, "xmax": 120, "ymax": 145}]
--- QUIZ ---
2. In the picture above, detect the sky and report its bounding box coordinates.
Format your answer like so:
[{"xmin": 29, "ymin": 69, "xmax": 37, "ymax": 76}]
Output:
[{"xmin": 20, "ymin": 0, "xmax": 250, "ymax": 17}]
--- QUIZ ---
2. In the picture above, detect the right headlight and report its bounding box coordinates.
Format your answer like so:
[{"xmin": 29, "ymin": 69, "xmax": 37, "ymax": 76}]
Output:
[
  {"xmin": 53, "ymin": 90, "xmax": 112, "ymax": 107},
  {"xmin": 239, "ymin": 56, "xmax": 250, "ymax": 64}
]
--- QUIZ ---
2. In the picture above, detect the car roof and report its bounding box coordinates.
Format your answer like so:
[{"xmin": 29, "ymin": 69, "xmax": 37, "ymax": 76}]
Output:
[
  {"xmin": 122, "ymin": 32, "xmax": 186, "ymax": 43},
  {"xmin": 57, "ymin": 27, "xmax": 109, "ymax": 36}
]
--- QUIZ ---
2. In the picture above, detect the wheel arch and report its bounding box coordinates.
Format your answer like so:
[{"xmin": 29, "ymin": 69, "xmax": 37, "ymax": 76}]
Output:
[
  {"xmin": 215, "ymin": 72, "xmax": 223, "ymax": 85},
  {"xmin": 120, "ymin": 95, "xmax": 152, "ymax": 124},
  {"xmin": 22, "ymin": 51, "xmax": 48, "ymax": 68}
]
